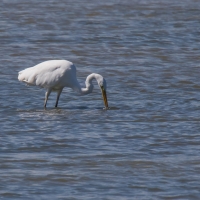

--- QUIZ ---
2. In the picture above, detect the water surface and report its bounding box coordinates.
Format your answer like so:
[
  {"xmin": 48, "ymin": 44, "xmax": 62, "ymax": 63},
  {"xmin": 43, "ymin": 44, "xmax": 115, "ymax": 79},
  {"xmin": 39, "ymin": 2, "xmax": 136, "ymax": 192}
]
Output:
[{"xmin": 1, "ymin": 0, "xmax": 200, "ymax": 199}]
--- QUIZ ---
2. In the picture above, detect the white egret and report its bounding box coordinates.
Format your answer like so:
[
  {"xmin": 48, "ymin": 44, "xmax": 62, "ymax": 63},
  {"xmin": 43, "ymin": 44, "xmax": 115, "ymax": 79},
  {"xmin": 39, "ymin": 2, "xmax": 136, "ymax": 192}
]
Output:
[{"xmin": 18, "ymin": 60, "xmax": 108, "ymax": 108}]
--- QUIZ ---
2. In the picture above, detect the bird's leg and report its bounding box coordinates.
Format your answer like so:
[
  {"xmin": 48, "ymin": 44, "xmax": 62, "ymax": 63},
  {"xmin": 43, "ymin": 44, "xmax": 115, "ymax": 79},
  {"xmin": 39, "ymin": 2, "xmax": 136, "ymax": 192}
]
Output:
[
  {"xmin": 44, "ymin": 89, "xmax": 52, "ymax": 107},
  {"xmin": 55, "ymin": 88, "xmax": 63, "ymax": 107}
]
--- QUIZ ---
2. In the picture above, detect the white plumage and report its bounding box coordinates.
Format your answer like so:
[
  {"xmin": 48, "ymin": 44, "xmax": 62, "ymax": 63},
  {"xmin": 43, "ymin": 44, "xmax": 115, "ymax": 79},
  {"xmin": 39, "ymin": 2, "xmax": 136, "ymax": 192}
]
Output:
[{"xmin": 18, "ymin": 60, "xmax": 108, "ymax": 108}]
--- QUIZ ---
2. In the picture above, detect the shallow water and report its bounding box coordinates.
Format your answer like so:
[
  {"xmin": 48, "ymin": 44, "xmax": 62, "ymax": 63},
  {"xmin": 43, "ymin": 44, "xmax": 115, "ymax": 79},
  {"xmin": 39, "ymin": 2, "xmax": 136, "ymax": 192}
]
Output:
[{"xmin": 1, "ymin": 0, "xmax": 200, "ymax": 199}]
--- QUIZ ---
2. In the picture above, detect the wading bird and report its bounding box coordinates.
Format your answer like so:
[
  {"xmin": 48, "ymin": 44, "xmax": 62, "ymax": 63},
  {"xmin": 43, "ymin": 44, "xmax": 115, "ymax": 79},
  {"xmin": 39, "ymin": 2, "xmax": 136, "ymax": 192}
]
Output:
[{"xmin": 18, "ymin": 60, "xmax": 108, "ymax": 108}]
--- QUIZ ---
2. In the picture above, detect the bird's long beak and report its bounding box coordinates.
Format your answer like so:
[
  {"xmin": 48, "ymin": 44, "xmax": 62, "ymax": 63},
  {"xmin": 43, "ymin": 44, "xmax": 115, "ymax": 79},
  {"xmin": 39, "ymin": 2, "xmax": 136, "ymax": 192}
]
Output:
[{"xmin": 101, "ymin": 86, "xmax": 108, "ymax": 108}]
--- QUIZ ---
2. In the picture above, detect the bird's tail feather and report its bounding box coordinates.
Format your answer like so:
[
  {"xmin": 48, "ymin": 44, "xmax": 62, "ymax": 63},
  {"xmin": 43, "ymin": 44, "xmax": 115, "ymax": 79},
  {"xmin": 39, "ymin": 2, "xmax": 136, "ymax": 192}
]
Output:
[{"xmin": 18, "ymin": 68, "xmax": 36, "ymax": 86}]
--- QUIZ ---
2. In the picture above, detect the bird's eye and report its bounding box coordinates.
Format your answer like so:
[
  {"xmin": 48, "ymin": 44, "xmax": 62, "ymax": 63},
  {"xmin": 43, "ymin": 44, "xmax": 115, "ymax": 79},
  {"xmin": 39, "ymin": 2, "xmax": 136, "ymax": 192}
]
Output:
[{"xmin": 101, "ymin": 86, "xmax": 105, "ymax": 91}]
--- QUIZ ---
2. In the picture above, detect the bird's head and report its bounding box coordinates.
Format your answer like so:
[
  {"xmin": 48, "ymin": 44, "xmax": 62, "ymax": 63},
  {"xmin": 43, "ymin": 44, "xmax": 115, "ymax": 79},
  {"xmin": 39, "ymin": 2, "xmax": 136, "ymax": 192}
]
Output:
[
  {"xmin": 96, "ymin": 74, "xmax": 108, "ymax": 108},
  {"xmin": 86, "ymin": 73, "xmax": 109, "ymax": 108}
]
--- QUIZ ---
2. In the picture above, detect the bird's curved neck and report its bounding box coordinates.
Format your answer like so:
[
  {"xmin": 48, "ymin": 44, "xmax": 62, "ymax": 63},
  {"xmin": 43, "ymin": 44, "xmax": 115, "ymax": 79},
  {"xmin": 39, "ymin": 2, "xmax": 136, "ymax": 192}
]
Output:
[{"xmin": 74, "ymin": 73, "xmax": 98, "ymax": 95}]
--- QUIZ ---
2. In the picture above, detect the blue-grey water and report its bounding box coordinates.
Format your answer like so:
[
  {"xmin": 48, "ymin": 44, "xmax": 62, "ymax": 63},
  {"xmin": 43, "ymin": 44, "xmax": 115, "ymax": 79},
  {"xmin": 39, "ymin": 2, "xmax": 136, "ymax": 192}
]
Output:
[{"xmin": 1, "ymin": 0, "xmax": 200, "ymax": 199}]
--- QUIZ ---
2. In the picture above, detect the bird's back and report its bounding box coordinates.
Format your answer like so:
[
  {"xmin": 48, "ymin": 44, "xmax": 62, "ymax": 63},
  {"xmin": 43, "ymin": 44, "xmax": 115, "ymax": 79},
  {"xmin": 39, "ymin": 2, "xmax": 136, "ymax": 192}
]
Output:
[{"xmin": 18, "ymin": 60, "xmax": 77, "ymax": 90}]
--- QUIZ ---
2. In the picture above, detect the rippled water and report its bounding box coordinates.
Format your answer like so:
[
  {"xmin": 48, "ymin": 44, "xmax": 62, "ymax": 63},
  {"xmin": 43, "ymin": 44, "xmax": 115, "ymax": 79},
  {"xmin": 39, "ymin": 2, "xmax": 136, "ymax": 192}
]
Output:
[{"xmin": 1, "ymin": 0, "xmax": 200, "ymax": 199}]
